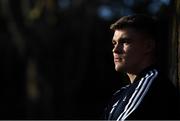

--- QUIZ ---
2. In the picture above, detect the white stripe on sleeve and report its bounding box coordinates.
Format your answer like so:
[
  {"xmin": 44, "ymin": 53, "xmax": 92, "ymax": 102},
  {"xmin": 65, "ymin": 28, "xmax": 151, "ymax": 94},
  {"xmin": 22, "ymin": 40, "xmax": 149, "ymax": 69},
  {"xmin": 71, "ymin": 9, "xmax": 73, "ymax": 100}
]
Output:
[
  {"xmin": 122, "ymin": 69, "xmax": 158, "ymax": 120},
  {"xmin": 116, "ymin": 69, "xmax": 158, "ymax": 121}
]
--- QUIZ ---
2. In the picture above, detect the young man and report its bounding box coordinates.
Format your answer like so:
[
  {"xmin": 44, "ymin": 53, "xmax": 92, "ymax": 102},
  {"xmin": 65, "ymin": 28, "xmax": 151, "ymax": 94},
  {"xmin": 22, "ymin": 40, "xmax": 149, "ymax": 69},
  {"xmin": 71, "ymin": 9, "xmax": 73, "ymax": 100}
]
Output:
[{"xmin": 104, "ymin": 14, "xmax": 179, "ymax": 120}]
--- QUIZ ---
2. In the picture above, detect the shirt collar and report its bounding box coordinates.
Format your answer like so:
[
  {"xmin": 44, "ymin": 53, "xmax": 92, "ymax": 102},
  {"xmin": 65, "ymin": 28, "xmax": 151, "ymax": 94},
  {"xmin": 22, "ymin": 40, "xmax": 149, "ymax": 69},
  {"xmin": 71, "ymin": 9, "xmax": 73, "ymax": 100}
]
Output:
[{"xmin": 132, "ymin": 65, "xmax": 159, "ymax": 84}]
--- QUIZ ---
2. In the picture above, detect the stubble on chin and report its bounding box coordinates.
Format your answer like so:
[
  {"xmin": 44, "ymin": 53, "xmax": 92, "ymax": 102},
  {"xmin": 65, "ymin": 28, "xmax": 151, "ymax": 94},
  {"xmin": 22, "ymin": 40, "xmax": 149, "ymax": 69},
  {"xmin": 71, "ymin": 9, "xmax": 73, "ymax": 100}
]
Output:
[{"xmin": 115, "ymin": 63, "xmax": 123, "ymax": 72}]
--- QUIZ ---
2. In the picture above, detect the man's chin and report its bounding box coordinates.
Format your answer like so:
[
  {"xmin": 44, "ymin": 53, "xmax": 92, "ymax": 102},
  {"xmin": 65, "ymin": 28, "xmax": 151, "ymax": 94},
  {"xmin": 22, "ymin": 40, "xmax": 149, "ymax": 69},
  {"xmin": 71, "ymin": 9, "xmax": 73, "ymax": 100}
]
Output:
[{"xmin": 115, "ymin": 65, "xmax": 124, "ymax": 72}]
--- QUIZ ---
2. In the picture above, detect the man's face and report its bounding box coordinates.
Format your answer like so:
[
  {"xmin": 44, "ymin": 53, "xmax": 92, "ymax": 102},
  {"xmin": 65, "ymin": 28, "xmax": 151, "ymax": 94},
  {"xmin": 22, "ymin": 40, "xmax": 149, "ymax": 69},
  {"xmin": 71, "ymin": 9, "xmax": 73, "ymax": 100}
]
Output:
[{"xmin": 112, "ymin": 28, "xmax": 150, "ymax": 73}]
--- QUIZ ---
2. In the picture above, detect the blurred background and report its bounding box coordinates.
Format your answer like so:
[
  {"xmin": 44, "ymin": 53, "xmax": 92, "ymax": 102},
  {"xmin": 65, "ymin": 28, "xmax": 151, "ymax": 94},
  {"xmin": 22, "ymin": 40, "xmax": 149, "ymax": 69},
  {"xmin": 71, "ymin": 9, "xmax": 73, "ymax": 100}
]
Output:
[{"xmin": 0, "ymin": 0, "xmax": 179, "ymax": 119}]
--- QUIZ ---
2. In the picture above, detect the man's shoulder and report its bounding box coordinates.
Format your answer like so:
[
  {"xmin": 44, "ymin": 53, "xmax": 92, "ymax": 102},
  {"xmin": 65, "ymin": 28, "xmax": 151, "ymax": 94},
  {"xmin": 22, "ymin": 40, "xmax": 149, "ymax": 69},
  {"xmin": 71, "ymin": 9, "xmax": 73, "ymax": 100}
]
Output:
[{"xmin": 130, "ymin": 70, "xmax": 180, "ymax": 119}]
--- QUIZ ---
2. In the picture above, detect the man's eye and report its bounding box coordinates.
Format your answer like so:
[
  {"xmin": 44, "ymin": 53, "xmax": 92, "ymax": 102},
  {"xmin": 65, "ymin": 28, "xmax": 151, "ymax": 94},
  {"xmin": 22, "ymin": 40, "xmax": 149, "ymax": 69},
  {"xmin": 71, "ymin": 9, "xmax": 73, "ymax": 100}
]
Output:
[{"xmin": 121, "ymin": 38, "xmax": 130, "ymax": 44}]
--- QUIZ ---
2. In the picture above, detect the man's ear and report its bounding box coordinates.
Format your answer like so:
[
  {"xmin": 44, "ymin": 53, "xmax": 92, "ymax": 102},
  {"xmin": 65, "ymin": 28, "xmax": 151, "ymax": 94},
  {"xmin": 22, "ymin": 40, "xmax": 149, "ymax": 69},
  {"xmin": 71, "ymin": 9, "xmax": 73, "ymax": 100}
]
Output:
[{"xmin": 144, "ymin": 39, "xmax": 155, "ymax": 53}]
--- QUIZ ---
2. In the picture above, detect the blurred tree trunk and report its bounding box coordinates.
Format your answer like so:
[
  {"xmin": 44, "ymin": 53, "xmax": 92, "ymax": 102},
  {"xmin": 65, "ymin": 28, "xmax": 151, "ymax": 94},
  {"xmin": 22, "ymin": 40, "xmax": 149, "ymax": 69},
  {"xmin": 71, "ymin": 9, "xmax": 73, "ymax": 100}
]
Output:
[
  {"xmin": 177, "ymin": 0, "xmax": 180, "ymax": 91},
  {"xmin": 169, "ymin": 0, "xmax": 180, "ymax": 90}
]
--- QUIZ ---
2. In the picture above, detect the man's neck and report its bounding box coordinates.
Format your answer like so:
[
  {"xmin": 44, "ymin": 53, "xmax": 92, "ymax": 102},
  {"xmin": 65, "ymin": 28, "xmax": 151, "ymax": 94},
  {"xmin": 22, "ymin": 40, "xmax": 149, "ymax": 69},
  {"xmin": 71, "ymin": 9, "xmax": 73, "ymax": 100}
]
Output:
[
  {"xmin": 127, "ymin": 73, "xmax": 137, "ymax": 84},
  {"xmin": 127, "ymin": 58, "xmax": 155, "ymax": 83}
]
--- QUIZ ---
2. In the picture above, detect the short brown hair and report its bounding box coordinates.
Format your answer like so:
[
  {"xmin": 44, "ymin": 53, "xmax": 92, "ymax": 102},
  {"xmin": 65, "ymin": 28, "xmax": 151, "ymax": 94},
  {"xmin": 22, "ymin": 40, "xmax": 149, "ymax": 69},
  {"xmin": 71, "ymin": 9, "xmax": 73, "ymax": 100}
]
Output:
[{"xmin": 110, "ymin": 14, "xmax": 159, "ymax": 41}]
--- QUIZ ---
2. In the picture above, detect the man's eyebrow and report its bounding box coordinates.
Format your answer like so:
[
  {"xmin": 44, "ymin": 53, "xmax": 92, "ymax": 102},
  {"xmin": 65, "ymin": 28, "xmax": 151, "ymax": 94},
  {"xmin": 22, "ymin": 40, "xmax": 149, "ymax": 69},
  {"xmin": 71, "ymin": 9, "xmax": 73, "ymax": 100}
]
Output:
[
  {"xmin": 116, "ymin": 36, "xmax": 129, "ymax": 41},
  {"xmin": 119, "ymin": 36, "xmax": 132, "ymax": 41},
  {"xmin": 112, "ymin": 37, "xmax": 129, "ymax": 42},
  {"xmin": 120, "ymin": 35, "xmax": 129, "ymax": 39}
]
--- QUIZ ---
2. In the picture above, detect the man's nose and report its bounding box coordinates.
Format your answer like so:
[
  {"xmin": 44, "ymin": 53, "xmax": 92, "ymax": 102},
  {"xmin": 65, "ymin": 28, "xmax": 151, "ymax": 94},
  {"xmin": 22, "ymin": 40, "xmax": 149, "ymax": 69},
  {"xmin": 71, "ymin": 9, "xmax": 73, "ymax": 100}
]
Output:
[{"xmin": 112, "ymin": 44, "xmax": 123, "ymax": 53}]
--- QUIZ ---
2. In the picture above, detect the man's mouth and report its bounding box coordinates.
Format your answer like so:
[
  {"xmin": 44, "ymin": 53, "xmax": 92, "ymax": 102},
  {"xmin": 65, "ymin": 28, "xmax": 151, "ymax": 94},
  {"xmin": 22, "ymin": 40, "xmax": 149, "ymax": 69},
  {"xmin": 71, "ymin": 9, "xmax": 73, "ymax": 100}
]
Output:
[
  {"xmin": 114, "ymin": 57, "xmax": 122, "ymax": 62},
  {"xmin": 114, "ymin": 58, "xmax": 119, "ymax": 61},
  {"xmin": 113, "ymin": 54, "xmax": 124, "ymax": 62}
]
